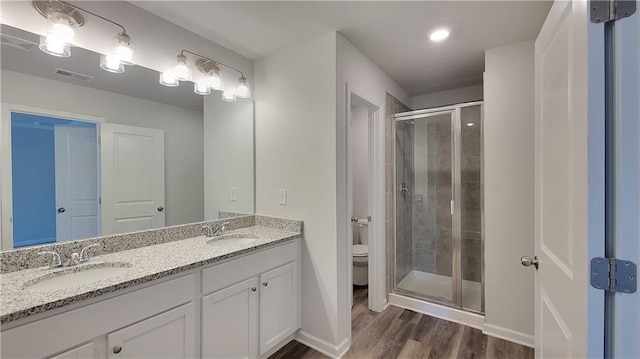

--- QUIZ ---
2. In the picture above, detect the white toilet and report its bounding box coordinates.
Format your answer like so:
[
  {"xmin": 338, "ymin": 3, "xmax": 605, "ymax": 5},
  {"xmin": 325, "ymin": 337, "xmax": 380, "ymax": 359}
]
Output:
[{"xmin": 352, "ymin": 224, "xmax": 369, "ymax": 286}]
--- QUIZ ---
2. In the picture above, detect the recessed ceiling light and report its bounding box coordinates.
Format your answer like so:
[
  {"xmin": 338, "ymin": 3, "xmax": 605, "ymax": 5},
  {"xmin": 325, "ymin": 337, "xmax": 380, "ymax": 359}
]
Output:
[{"xmin": 429, "ymin": 28, "xmax": 450, "ymax": 42}]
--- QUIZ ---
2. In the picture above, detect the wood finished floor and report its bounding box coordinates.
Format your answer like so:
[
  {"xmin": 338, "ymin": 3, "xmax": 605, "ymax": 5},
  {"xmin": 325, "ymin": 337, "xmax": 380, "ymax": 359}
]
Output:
[{"xmin": 269, "ymin": 288, "xmax": 534, "ymax": 359}]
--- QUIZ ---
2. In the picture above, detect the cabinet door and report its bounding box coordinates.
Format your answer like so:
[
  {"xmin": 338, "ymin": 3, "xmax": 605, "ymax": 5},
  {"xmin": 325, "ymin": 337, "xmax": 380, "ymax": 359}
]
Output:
[
  {"xmin": 49, "ymin": 342, "xmax": 94, "ymax": 359},
  {"xmin": 202, "ymin": 277, "xmax": 258, "ymax": 359},
  {"xmin": 259, "ymin": 262, "xmax": 296, "ymax": 355},
  {"xmin": 107, "ymin": 303, "xmax": 195, "ymax": 359}
]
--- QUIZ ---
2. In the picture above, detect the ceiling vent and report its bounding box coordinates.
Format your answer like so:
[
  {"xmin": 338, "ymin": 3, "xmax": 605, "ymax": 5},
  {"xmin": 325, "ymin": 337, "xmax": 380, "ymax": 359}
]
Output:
[
  {"xmin": 53, "ymin": 68, "xmax": 93, "ymax": 82},
  {"xmin": 0, "ymin": 34, "xmax": 37, "ymax": 52}
]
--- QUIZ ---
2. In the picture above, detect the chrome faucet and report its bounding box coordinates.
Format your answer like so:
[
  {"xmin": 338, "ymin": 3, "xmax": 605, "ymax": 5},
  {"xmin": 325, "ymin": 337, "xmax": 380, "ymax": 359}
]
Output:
[
  {"xmin": 79, "ymin": 243, "xmax": 100, "ymax": 263},
  {"xmin": 66, "ymin": 243, "xmax": 101, "ymax": 266},
  {"xmin": 212, "ymin": 222, "xmax": 229, "ymax": 236},
  {"xmin": 202, "ymin": 222, "xmax": 230, "ymax": 237},
  {"xmin": 39, "ymin": 251, "xmax": 63, "ymax": 269}
]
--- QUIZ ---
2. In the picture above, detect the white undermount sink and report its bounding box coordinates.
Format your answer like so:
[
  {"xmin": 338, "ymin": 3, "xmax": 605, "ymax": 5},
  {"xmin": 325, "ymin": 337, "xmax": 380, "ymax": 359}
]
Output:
[
  {"xmin": 206, "ymin": 233, "xmax": 259, "ymax": 246},
  {"xmin": 22, "ymin": 262, "xmax": 132, "ymax": 292}
]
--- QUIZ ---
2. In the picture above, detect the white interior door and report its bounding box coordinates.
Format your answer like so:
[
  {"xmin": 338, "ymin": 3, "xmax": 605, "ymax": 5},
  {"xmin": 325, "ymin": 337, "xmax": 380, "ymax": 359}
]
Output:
[
  {"xmin": 101, "ymin": 123, "xmax": 165, "ymax": 235},
  {"xmin": 54, "ymin": 125, "xmax": 100, "ymax": 242},
  {"xmin": 534, "ymin": 0, "xmax": 603, "ymax": 357}
]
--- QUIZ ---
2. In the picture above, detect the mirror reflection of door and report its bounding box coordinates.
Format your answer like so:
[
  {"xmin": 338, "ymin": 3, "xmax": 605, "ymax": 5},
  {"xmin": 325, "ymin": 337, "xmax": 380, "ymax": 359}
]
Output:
[
  {"xmin": 10, "ymin": 112, "xmax": 99, "ymax": 247},
  {"xmin": 54, "ymin": 124, "xmax": 100, "ymax": 242}
]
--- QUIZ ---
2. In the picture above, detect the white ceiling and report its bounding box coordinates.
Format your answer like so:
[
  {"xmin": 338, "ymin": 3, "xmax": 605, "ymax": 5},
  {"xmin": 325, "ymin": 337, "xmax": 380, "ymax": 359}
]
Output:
[{"xmin": 133, "ymin": 1, "xmax": 551, "ymax": 95}]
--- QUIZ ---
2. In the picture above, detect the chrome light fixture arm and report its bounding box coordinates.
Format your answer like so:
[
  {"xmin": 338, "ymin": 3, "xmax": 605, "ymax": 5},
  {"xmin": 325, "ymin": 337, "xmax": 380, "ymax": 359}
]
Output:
[{"xmin": 180, "ymin": 49, "xmax": 245, "ymax": 78}]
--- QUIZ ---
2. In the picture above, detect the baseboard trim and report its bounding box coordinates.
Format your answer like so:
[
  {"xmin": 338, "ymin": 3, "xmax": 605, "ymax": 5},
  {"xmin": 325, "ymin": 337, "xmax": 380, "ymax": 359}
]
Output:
[
  {"xmin": 260, "ymin": 333, "xmax": 296, "ymax": 359},
  {"xmin": 482, "ymin": 323, "xmax": 535, "ymax": 348},
  {"xmin": 294, "ymin": 331, "xmax": 350, "ymax": 359},
  {"xmin": 389, "ymin": 293, "xmax": 485, "ymax": 330}
]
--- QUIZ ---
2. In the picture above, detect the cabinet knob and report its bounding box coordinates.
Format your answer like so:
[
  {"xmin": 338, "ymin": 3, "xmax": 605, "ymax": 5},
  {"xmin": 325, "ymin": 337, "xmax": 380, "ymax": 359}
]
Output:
[
  {"xmin": 263, "ymin": 282, "xmax": 268, "ymax": 287},
  {"xmin": 251, "ymin": 287, "xmax": 257, "ymax": 292},
  {"xmin": 113, "ymin": 346, "xmax": 122, "ymax": 354}
]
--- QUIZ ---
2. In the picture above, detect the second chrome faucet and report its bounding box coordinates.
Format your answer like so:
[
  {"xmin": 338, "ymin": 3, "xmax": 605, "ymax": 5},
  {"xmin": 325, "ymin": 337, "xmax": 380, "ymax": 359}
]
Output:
[{"xmin": 202, "ymin": 222, "xmax": 230, "ymax": 238}]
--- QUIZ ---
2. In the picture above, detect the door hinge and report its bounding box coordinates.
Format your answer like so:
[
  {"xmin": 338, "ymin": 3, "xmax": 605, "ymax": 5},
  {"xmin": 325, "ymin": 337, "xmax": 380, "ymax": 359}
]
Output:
[
  {"xmin": 590, "ymin": 0, "xmax": 636, "ymax": 23},
  {"xmin": 590, "ymin": 257, "xmax": 637, "ymax": 293},
  {"xmin": 98, "ymin": 136, "xmax": 101, "ymax": 145}
]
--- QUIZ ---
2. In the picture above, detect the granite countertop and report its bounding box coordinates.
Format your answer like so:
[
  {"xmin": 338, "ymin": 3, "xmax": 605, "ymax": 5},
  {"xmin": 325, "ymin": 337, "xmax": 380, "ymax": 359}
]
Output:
[{"xmin": 0, "ymin": 226, "xmax": 300, "ymax": 324}]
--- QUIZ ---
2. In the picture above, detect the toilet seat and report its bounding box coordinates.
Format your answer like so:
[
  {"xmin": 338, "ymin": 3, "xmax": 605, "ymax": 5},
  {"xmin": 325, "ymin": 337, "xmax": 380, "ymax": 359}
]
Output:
[{"xmin": 352, "ymin": 244, "xmax": 368, "ymax": 257}]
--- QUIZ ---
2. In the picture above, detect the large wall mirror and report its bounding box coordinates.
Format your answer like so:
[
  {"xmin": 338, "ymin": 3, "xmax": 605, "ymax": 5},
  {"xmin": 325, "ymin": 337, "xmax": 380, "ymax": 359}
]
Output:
[{"xmin": 0, "ymin": 24, "xmax": 254, "ymax": 250}]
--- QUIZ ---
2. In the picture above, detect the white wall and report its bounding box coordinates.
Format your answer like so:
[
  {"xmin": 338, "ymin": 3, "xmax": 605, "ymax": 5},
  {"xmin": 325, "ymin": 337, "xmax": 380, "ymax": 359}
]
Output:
[
  {"xmin": 254, "ymin": 33, "xmax": 339, "ymax": 347},
  {"xmin": 483, "ymin": 40, "xmax": 535, "ymax": 344},
  {"xmin": 351, "ymin": 105, "xmax": 369, "ymax": 223},
  {"xmin": 204, "ymin": 95, "xmax": 254, "ymax": 219},
  {"xmin": 335, "ymin": 33, "xmax": 409, "ymax": 345},
  {"xmin": 411, "ymin": 84, "xmax": 483, "ymax": 110},
  {"xmin": 0, "ymin": 1, "xmax": 253, "ymax": 93},
  {"xmin": 1, "ymin": 70, "xmax": 204, "ymax": 227}
]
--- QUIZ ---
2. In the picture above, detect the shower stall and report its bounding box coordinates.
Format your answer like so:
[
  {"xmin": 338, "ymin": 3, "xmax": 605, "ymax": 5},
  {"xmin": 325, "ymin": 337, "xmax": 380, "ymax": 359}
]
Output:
[{"xmin": 392, "ymin": 101, "xmax": 483, "ymax": 313}]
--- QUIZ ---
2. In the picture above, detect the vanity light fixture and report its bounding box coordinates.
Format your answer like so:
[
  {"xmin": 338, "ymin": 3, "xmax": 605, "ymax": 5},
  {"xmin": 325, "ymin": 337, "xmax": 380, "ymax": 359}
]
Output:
[
  {"xmin": 158, "ymin": 50, "xmax": 249, "ymax": 101},
  {"xmin": 34, "ymin": 0, "xmax": 136, "ymax": 72},
  {"xmin": 34, "ymin": 0, "xmax": 84, "ymax": 57},
  {"xmin": 428, "ymin": 27, "xmax": 450, "ymax": 42}
]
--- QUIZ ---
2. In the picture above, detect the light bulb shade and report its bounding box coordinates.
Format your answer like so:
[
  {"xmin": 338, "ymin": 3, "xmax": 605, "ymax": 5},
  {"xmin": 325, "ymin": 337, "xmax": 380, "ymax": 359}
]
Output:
[
  {"xmin": 194, "ymin": 80, "xmax": 211, "ymax": 95},
  {"xmin": 222, "ymin": 90, "xmax": 237, "ymax": 102},
  {"xmin": 174, "ymin": 54, "xmax": 191, "ymax": 81},
  {"xmin": 39, "ymin": 9, "xmax": 77, "ymax": 57},
  {"xmin": 209, "ymin": 68, "xmax": 223, "ymax": 91},
  {"xmin": 100, "ymin": 54, "xmax": 124, "ymax": 73},
  {"xmin": 236, "ymin": 77, "xmax": 250, "ymax": 98},
  {"xmin": 114, "ymin": 32, "xmax": 135, "ymax": 65},
  {"xmin": 39, "ymin": 35, "xmax": 71, "ymax": 57},
  {"xmin": 159, "ymin": 71, "xmax": 179, "ymax": 87}
]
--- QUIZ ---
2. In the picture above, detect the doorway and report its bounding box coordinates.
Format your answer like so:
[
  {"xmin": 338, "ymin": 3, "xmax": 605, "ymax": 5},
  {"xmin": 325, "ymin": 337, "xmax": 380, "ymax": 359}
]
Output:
[{"xmin": 3, "ymin": 110, "xmax": 101, "ymax": 248}]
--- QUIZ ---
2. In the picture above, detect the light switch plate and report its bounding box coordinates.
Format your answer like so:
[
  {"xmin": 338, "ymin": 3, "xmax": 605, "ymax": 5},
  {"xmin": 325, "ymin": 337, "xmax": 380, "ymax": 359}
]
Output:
[
  {"xmin": 230, "ymin": 187, "xmax": 237, "ymax": 201},
  {"xmin": 278, "ymin": 189, "xmax": 287, "ymax": 205}
]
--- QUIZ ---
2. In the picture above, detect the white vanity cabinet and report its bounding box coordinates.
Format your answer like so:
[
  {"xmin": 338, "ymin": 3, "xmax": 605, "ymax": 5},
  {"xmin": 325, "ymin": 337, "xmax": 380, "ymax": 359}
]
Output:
[
  {"xmin": 0, "ymin": 239, "xmax": 300, "ymax": 359},
  {"xmin": 259, "ymin": 262, "xmax": 296, "ymax": 355},
  {"xmin": 202, "ymin": 278, "xmax": 259, "ymax": 359},
  {"xmin": 201, "ymin": 241, "xmax": 301, "ymax": 358},
  {"xmin": 107, "ymin": 303, "xmax": 195, "ymax": 359}
]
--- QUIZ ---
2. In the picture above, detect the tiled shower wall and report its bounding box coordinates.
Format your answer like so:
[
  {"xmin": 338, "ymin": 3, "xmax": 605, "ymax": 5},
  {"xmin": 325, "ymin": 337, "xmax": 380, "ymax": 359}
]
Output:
[
  {"xmin": 412, "ymin": 116, "xmax": 453, "ymax": 277},
  {"xmin": 385, "ymin": 93, "xmax": 411, "ymax": 296},
  {"xmin": 395, "ymin": 121, "xmax": 414, "ymax": 282}
]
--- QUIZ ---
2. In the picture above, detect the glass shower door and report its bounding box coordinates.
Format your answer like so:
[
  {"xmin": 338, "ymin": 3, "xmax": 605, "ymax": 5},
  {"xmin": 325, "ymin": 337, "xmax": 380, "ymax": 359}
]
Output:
[{"xmin": 394, "ymin": 110, "xmax": 455, "ymax": 305}]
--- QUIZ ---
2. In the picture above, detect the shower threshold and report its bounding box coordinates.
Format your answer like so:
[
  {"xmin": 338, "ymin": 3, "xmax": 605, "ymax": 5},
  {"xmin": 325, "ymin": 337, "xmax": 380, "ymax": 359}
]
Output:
[{"xmin": 396, "ymin": 270, "xmax": 482, "ymax": 312}]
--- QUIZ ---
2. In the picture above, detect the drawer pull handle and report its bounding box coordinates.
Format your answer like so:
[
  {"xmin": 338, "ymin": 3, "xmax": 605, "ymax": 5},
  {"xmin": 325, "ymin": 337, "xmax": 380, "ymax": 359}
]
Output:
[
  {"xmin": 263, "ymin": 282, "xmax": 268, "ymax": 287},
  {"xmin": 251, "ymin": 287, "xmax": 257, "ymax": 292},
  {"xmin": 113, "ymin": 346, "xmax": 122, "ymax": 354}
]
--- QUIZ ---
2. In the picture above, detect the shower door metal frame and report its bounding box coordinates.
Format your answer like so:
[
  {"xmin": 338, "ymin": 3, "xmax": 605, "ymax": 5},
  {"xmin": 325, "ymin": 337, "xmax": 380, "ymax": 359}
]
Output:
[{"xmin": 391, "ymin": 100, "xmax": 484, "ymax": 314}]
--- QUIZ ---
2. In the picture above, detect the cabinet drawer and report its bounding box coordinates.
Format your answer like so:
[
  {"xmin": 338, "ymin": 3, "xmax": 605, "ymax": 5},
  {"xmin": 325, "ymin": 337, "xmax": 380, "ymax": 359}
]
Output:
[{"xmin": 202, "ymin": 239, "xmax": 299, "ymax": 295}]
